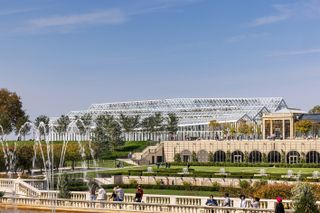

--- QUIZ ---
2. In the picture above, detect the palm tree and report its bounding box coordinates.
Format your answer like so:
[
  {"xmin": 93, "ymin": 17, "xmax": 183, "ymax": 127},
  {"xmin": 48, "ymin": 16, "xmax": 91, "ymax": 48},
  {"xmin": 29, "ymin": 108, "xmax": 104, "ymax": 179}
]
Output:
[
  {"xmin": 74, "ymin": 113, "xmax": 92, "ymax": 135},
  {"xmin": 141, "ymin": 113, "xmax": 164, "ymax": 140},
  {"xmin": 119, "ymin": 113, "xmax": 140, "ymax": 135},
  {"xmin": 35, "ymin": 115, "xmax": 50, "ymax": 140},
  {"xmin": 94, "ymin": 113, "xmax": 123, "ymax": 152},
  {"xmin": 209, "ymin": 120, "xmax": 220, "ymax": 139},
  {"xmin": 55, "ymin": 115, "xmax": 71, "ymax": 135},
  {"xmin": 166, "ymin": 113, "xmax": 179, "ymax": 140}
]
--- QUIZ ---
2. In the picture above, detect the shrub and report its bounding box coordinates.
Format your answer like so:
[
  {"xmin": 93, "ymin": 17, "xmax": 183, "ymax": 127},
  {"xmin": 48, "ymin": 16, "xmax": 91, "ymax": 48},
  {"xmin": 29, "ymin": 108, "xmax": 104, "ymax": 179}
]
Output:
[
  {"xmin": 253, "ymin": 183, "xmax": 293, "ymax": 199},
  {"xmin": 0, "ymin": 191, "xmax": 4, "ymax": 197},
  {"xmin": 174, "ymin": 153, "xmax": 181, "ymax": 162},
  {"xmin": 191, "ymin": 151, "xmax": 198, "ymax": 162},
  {"xmin": 129, "ymin": 179, "xmax": 138, "ymax": 186},
  {"xmin": 239, "ymin": 180, "xmax": 250, "ymax": 189},
  {"xmin": 211, "ymin": 181, "xmax": 221, "ymax": 191},
  {"xmin": 182, "ymin": 181, "xmax": 192, "ymax": 190},
  {"xmin": 292, "ymin": 183, "xmax": 319, "ymax": 213}
]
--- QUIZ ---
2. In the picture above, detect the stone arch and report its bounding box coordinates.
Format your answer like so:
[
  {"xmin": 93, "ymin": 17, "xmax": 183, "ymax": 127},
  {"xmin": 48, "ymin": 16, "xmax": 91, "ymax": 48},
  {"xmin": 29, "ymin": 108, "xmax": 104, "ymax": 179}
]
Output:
[
  {"xmin": 232, "ymin": 150, "xmax": 244, "ymax": 163},
  {"xmin": 249, "ymin": 150, "xmax": 262, "ymax": 163},
  {"xmin": 197, "ymin": 150, "xmax": 209, "ymax": 162},
  {"xmin": 213, "ymin": 150, "xmax": 226, "ymax": 162},
  {"xmin": 287, "ymin": 151, "xmax": 300, "ymax": 164},
  {"xmin": 306, "ymin": 151, "xmax": 320, "ymax": 163},
  {"xmin": 268, "ymin": 151, "xmax": 281, "ymax": 163},
  {"xmin": 180, "ymin": 150, "xmax": 191, "ymax": 162}
]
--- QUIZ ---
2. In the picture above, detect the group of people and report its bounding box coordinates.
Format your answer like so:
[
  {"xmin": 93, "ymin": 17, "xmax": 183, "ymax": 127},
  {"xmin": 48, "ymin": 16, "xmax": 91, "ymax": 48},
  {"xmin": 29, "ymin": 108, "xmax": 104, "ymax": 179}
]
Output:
[
  {"xmin": 206, "ymin": 193, "xmax": 285, "ymax": 212},
  {"xmin": 89, "ymin": 182, "xmax": 144, "ymax": 203}
]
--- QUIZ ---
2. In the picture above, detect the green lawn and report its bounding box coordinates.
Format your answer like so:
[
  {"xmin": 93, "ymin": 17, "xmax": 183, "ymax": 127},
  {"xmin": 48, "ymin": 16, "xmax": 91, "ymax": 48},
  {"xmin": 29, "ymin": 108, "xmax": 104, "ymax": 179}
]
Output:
[
  {"xmin": 110, "ymin": 188, "xmax": 221, "ymax": 197},
  {"xmin": 168, "ymin": 166, "xmax": 320, "ymax": 175}
]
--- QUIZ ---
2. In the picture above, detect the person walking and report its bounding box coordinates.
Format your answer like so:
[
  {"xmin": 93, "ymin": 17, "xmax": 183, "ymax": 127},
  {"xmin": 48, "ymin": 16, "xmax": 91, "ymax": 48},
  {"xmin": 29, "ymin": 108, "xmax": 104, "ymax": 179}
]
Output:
[
  {"xmin": 239, "ymin": 194, "xmax": 247, "ymax": 208},
  {"xmin": 110, "ymin": 187, "xmax": 117, "ymax": 201},
  {"xmin": 223, "ymin": 193, "xmax": 231, "ymax": 213},
  {"xmin": 115, "ymin": 185, "xmax": 124, "ymax": 202},
  {"xmin": 89, "ymin": 181, "xmax": 98, "ymax": 201},
  {"xmin": 134, "ymin": 185, "xmax": 144, "ymax": 202},
  {"xmin": 275, "ymin": 197, "xmax": 285, "ymax": 213},
  {"xmin": 223, "ymin": 193, "xmax": 231, "ymax": 207}
]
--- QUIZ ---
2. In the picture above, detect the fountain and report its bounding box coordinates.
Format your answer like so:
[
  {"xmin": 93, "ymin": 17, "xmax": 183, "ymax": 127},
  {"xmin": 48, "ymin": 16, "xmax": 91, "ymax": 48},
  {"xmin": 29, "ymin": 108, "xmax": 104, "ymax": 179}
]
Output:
[
  {"xmin": 177, "ymin": 167, "xmax": 190, "ymax": 175},
  {"xmin": 147, "ymin": 167, "xmax": 154, "ymax": 173},
  {"xmin": 313, "ymin": 171, "xmax": 319, "ymax": 178},
  {"xmin": 214, "ymin": 167, "xmax": 229, "ymax": 176},
  {"xmin": 254, "ymin": 168, "xmax": 268, "ymax": 177},
  {"xmin": 307, "ymin": 171, "xmax": 320, "ymax": 179},
  {"xmin": 281, "ymin": 169, "xmax": 298, "ymax": 179}
]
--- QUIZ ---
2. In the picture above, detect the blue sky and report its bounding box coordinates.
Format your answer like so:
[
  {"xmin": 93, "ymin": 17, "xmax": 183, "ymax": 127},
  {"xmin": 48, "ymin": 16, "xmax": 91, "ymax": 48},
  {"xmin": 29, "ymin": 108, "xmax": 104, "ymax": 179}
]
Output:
[{"xmin": 1, "ymin": 0, "xmax": 320, "ymax": 119}]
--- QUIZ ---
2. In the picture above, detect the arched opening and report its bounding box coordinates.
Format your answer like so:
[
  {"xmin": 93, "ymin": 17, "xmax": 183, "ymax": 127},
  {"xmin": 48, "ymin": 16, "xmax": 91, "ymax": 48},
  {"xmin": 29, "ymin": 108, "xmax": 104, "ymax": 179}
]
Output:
[
  {"xmin": 180, "ymin": 150, "xmax": 191, "ymax": 162},
  {"xmin": 197, "ymin": 150, "xmax": 209, "ymax": 162},
  {"xmin": 213, "ymin": 150, "xmax": 226, "ymax": 162},
  {"xmin": 268, "ymin": 151, "xmax": 281, "ymax": 163},
  {"xmin": 287, "ymin": 151, "xmax": 300, "ymax": 164},
  {"xmin": 306, "ymin": 151, "xmax": 320, "ymax": 163},
  {"xmin": 232, "ymin": 150, "xmax": 244, "ymax": 163},
  {"xmin": 249, "ymin": 150, "xmax": 262, "ymax": 163}
]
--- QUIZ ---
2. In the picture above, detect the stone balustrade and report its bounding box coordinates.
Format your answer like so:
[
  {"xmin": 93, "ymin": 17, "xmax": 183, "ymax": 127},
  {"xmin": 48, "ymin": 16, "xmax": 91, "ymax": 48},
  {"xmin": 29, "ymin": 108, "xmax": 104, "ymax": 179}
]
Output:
[
  {"xmin": 0, "ymin": 178, "xmax": 14, "ymax": 188},
  {"xmin": 0, "ymin": 196, "xmax": 293, "ymax": 213}
]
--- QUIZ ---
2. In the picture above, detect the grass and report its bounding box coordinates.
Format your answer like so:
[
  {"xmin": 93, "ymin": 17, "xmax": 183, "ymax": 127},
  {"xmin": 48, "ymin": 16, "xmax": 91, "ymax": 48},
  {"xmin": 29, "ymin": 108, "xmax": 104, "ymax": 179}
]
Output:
[
  {"xmin": 118, "ymin": 188, "xmax": 221, "ymax": 197},
  {"xmin": 168, "ymin": 166, "xmax": 320, "ymax": 175}
]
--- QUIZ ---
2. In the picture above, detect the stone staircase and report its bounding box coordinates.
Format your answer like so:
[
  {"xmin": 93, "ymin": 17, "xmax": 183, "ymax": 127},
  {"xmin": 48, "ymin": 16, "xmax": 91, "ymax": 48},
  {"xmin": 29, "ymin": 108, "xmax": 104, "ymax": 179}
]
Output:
[{"xmin": 132, "ymin": 142, "xmax": 164, "ymax": 165}]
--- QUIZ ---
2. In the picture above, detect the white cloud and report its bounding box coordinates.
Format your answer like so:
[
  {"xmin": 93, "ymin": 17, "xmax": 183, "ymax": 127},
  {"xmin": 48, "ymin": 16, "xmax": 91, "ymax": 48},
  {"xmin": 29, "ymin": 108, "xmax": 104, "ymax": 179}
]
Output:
[
  {"xmin": 269, "ymin": 48, "xmax": 320, "ymax": 57},
  {"xmin": 225, "ymin": 32, "xmax": 270, "ymax": 43},
  {"xmin": 249, "ymin": 14, "xmax": 289, "ymax": 27},
  {"xmin": 25, "ymin": 9, "xmax": 126, "ymax": 32},
  {"xmin": 248, "ymin": 0, "xmax": 320, "ymax": 27}
]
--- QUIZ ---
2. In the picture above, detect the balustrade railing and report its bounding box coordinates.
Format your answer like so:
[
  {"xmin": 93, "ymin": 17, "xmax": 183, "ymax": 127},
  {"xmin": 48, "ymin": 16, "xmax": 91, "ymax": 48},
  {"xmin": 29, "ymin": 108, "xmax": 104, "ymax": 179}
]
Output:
[{"xmin": 0, "ymin": 197, "xmax": 294, "ymax": 213}]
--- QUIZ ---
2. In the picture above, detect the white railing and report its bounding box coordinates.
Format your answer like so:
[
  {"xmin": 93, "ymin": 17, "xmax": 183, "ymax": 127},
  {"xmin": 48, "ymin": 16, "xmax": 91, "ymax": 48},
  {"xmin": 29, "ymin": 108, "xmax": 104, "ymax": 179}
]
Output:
[
  {"xmin": 0, "ymin": 196, "xmax": 293, "ymax": 213},
  {"xmin": 0, "ymin": 178, "xmax": 318, "ymax": 211}
]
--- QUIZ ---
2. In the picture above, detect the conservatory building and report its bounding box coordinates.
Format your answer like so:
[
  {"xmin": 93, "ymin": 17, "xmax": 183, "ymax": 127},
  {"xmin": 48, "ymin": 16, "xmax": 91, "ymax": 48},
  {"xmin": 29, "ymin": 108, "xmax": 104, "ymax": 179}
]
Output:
[{"xmin": 58, "ymin": 97, "xmax": 288, "ymax": 141}]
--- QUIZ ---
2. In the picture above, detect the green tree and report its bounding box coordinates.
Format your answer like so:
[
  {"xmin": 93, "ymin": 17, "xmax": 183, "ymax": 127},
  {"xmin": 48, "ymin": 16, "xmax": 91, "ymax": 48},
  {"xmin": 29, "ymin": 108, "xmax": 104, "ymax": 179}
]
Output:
[
  {"xmin": 208, "ymin": 151, "xmax": 214, "ymax": 162},
  {"xmin": 295, "ymin": 120, "xmax": 313, "ymax": 136},
  {"xmin": 16, "ymin": 144, "xmax": 34, "ymax": 174},
  {"xmin": 229, "ymin": 126, "xmax": 236, "ymax": 139},
  {"xmin": 75, "ymin": 113, "xmax": 92, "ymax": 134},
  {"xmin": 93, "ymin": 113, "xmax": 123, "ymax": 154},
  {"xmin": 292, "ymin": 183, "xmax": 319, "ymax": 213},
  {"xmin": 35, "ymin": 115, "xmax": 50, "ymax": 140},
  {"xmin": 191, "ymin": 151, "xmax": 198, "ymax": 162},
  {"xmin": 0, "ymin": 88, "xmax": 29, "ymax": 135},
  {"xmin": 209, "ymin": 120, "xmax": 220, "ymax": 131},
  {"xmin": 119, "ymin": 113, "xmax": 140, "ymax": 134},
  {"xmin": 141, "ymin": 113, "xmax": 164, "ymax": 138},
  {"xmin": 55, "ymin": 115, "xmax": 71, "ymax": 134},
  {"xmin": 58, "ymin": 173, "xmax": 71, "ymax": 199},
  {"xmin": 16, "ymin": 115, "xmax": 30, "ymax": 140},
  {"xmin": 309, "ymin": 105, "xmax": 320, "ymax": 114},
  {"xmin": 166, "ymin": 113, "xmax": 179, "ymax": 139},
  {"xmin": 174, "ymin": 153, "xmax": 181, "ymax": 162}
]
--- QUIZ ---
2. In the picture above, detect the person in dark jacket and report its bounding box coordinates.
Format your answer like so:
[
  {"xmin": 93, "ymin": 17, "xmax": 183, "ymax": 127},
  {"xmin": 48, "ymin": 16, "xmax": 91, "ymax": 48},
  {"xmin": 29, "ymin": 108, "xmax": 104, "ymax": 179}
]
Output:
[{"xmin": 275, "ymin": 196, "xmax": 285, "ymax": 213}]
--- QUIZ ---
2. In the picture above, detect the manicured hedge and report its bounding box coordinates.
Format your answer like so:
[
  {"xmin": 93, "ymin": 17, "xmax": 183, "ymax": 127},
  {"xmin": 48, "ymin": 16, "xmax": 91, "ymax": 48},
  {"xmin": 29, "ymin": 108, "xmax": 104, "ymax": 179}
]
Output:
[{"xmin": 170, "ymin": 162, "xmax": 320, "ymax": 168}]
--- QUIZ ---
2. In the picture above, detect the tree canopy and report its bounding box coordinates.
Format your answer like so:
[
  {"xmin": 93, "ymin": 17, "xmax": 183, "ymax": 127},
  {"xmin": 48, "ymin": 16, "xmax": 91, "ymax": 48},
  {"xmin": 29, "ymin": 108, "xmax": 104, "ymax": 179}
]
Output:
[
  {"xmin": 0, "ymin": 88, "xmax": 29, "ymax": 134},
  {"xmin": 309, "ymin": 105, "xmax": 320, "ymax": 114}
]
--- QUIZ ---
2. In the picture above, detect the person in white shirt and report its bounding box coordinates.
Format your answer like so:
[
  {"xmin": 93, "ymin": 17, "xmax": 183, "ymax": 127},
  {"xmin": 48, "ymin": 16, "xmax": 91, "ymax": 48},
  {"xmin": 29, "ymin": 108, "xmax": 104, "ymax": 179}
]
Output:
[
  {"xmin": 97, "ymin": 187, "xmax": 106, "ymax": 201},
  {"xmin": 240, "ymin": 195, "xmax": 246, "ymax": 208}
]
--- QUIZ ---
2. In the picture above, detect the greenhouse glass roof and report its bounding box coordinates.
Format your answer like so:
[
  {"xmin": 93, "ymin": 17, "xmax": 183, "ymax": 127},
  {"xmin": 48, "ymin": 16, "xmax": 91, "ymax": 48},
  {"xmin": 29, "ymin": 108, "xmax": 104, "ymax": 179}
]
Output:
[{"xmin": 66, "ymin": 97, "xmax": 287, "ymax": 126}]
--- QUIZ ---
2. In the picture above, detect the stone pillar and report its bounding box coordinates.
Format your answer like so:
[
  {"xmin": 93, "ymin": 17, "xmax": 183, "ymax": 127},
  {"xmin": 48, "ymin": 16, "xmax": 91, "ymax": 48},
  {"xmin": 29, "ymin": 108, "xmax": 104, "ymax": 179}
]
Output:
[{"xmin": 282, "ymin": 119, "xmax": 285, "ymax": 139}]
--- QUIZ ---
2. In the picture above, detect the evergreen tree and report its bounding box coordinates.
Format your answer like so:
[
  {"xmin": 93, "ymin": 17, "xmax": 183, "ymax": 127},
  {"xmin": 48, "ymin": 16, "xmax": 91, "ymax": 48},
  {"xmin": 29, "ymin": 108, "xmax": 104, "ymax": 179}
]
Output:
[
  {"xmin": 58, "ymin": 173, "xmax": 71, "ymax": 199},
  {"xmin": 292, "ymin": 183, "xmax": 319, "ymax": 213}
]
